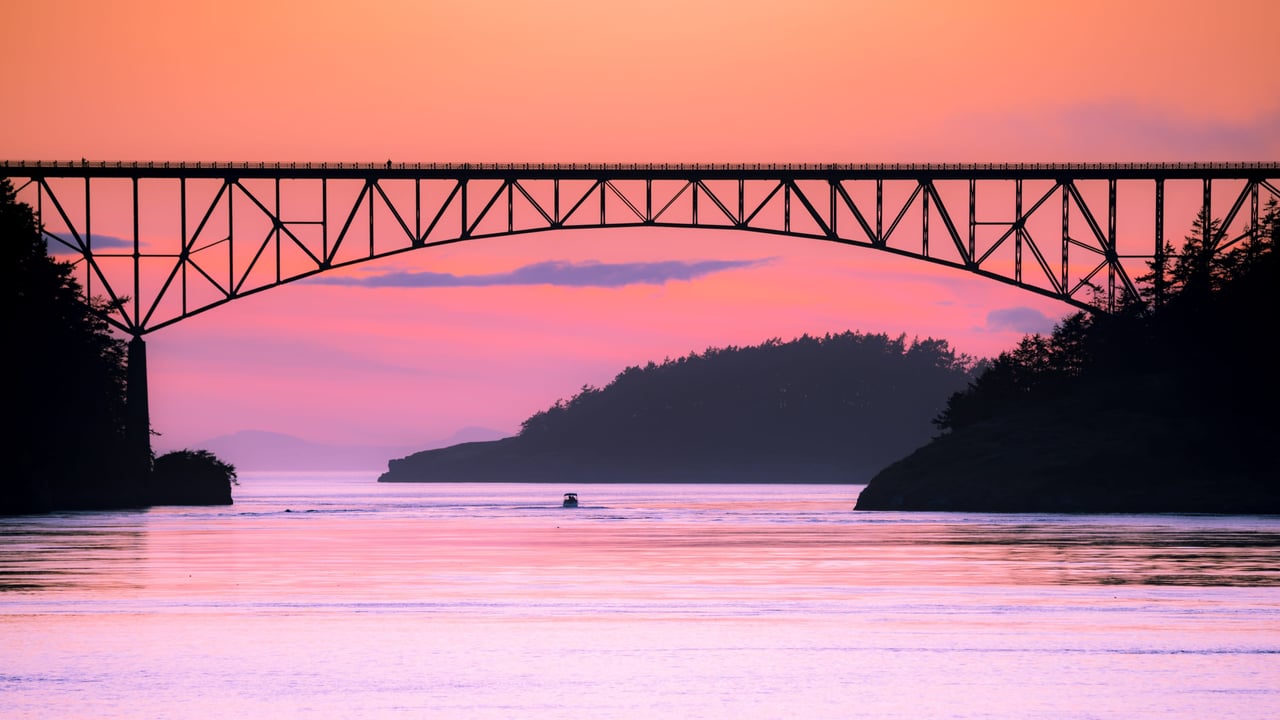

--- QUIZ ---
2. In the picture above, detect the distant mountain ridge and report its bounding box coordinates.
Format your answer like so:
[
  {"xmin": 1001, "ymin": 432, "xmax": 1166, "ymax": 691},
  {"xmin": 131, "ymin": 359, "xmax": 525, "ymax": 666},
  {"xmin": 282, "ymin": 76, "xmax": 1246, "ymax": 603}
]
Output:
[
  {"xmin": 380, "ymin": 332, "xmax": 979, "ymax": 484},
  {"xmin": 184, "ymin": 427, "xmax": 507, "ymax": 472}
]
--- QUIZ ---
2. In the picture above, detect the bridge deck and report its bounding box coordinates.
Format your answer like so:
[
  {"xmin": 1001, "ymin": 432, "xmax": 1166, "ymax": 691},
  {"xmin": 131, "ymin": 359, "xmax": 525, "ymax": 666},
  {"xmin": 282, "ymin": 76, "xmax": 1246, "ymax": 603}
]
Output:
[{"xmin": 5, "ymin": 160, "xmax": 1278, "ymax": 181}]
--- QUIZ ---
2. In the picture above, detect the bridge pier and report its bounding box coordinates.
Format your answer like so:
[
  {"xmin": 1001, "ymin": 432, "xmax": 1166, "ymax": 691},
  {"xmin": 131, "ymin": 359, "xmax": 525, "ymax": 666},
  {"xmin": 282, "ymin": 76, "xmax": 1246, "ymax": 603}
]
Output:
[{"xmin": 127, "ymin": 335, "xmax": 152, "ymax": 481}]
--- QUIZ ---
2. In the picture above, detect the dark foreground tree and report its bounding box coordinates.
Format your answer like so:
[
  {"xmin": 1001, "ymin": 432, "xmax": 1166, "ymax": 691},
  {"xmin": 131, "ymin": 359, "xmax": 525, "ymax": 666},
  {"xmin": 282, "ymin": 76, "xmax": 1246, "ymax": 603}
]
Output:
[
  {"xmin": 1, "ymin": 178, "xmax": 144, "ymax": 513},
  {"xmin": 2, "ymin": 180, "xmax": 236, "ymax": 513},
  {"xmin": 857, "ymin": 203, "xmax": 1280, "ymax": 513}
]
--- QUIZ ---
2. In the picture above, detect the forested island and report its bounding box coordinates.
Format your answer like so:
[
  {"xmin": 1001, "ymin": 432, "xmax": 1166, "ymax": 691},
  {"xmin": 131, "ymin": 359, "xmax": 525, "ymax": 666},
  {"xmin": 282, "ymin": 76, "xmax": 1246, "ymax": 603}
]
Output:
[
  {"xmin": 3, "ymin": 179, "xmax": 236, "ymax": 515},
  {"xmin": 856, "ymin": 204, "xmax": 1280, "ymax": 513},
  {"xmin": 379, "ymin": 332, "xmax": 978, "ymax": 483}
]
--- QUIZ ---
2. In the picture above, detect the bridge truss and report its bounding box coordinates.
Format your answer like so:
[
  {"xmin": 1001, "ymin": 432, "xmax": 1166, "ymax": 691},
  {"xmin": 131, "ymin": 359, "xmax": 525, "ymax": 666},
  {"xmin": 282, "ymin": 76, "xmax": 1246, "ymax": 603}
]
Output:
[{"xmin": 5, "ymin": 161, "xmax": 1279, "ymax": 337}]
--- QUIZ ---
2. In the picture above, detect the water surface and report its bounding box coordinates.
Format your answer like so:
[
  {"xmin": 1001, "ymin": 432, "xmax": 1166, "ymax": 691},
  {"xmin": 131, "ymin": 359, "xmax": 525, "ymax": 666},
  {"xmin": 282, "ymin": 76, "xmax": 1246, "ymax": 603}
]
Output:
[{"xmin": 3, "ymin": 474, "xmax": 1278, "ymax": 718}]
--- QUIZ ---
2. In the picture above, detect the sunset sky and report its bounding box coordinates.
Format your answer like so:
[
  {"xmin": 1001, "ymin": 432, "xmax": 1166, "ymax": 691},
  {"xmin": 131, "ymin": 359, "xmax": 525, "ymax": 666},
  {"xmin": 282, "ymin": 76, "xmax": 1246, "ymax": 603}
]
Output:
[{"xmin": 5, "ymin": 1, "xmax": 1279, "ymax": 455}]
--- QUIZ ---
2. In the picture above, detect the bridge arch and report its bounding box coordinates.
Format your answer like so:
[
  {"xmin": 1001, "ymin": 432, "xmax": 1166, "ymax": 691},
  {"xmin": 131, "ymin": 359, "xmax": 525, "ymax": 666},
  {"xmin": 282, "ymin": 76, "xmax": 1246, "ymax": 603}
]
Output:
[
  {"xmin": 6, "ymin": 161, "xmax": 1278, "ymax": 470},
  {"xmin": 8, "ymin": 161, "xmax": 1277, "ymax": 338}
]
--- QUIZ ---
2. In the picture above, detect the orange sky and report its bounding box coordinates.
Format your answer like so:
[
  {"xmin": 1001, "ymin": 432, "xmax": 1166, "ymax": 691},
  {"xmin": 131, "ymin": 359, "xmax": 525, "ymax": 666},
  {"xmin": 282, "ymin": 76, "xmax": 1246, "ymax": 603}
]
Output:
[{"xmin": 5, "ymin": 1, "xmax": 1280, "ymax": 454}]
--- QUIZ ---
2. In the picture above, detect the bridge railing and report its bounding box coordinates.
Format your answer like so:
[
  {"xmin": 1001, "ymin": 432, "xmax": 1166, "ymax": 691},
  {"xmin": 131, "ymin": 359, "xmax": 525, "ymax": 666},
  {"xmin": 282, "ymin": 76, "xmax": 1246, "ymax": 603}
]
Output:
[{"xmin": 5, "ymin": 160, "xmax": 1279, "ymax": 173}]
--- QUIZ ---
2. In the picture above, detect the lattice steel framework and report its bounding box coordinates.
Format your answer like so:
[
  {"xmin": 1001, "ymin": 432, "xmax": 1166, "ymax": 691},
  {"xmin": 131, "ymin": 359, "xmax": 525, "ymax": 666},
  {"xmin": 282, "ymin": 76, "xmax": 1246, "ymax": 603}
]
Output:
[{"xmin": 5, "ymin": 161, "xmax": 1279, "ymax": 338}]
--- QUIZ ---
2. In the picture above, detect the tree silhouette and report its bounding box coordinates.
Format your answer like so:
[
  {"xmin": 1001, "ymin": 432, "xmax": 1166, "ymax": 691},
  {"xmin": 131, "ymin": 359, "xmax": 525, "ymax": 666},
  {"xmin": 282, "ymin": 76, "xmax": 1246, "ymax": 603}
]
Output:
[
  {"xmin": 2, "ymin": 178, "xmax": 145, "ymax": 513},
  {"xmin": 150, "ymin": 449, "xmax": 237, "ymax": 505},
  {"xmin": 388, "ymin": 331, "xmax": 979, "ymax": 483},
  {"xmin": 1171, "ymin": 207, "xmax": 1228, "ymax": 296},
  {"xmin": 940, "ymin": 201, "xmax": 1280, "ymax": 434},
  {"xmin": 868, "ymin": 203, "xmax": 1280, "ymax": 512}
]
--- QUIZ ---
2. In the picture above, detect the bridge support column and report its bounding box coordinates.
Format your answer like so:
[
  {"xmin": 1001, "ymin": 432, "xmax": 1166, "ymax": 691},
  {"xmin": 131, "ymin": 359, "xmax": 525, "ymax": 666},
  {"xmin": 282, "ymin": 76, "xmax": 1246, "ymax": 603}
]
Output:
[{"xmin": 127, "ymin": 335, "xmax": 152, "ymax": 481}]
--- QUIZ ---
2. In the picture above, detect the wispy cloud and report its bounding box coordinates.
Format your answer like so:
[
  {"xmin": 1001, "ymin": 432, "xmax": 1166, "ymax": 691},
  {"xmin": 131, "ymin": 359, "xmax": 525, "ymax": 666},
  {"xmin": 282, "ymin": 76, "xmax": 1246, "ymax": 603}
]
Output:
[
  {"xmin": 914, "ymin": 101, "xmax": 1280, "ymax": 162},
  {"xmin": 45, "ymin": 231, "xmax": 132, "ymax": 254},
  {"xmin": 983, "ymin": 306, "xmax": 1056, "ymax": 334},
  {"xmin": 309, "ymin": 258, "xmax": 774, "ymax": 288},
  {"xmin": 1052, "ymin": 101, "xmax": 1280, "ymax": 159}
]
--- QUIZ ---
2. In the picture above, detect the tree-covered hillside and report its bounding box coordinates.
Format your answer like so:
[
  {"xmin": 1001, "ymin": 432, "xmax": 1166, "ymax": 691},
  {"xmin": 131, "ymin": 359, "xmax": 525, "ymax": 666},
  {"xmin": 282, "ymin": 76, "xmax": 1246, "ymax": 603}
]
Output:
[
  {"xmin": 380, "ymin": 332, "xmax": 978, "ymax": 483},
  {"xmin": 856, "ymin": 201, "xmax": 1280, "ymax": 513}
]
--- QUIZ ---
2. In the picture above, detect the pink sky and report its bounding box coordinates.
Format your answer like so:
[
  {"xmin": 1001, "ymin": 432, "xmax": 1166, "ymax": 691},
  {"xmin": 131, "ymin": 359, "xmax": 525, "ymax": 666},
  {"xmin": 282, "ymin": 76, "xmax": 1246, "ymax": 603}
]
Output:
[{"xmin": 5, "ymin": 1, "xmax": 1280, "ymax": 452}]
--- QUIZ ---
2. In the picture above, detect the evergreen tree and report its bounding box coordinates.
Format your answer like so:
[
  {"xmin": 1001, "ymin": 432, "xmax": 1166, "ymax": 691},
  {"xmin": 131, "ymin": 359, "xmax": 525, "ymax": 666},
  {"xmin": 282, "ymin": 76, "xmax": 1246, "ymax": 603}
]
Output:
[
  {"xmin": 933, "ymin": 203, "xmax": 1277, "ymax": 444},
  {"xmin": 2, "ymin": 178, "xmax": 139, "ymax": 513},
  {"xmin": 861, "ymin": 199, "xmax": 1280, "ymax": 513},
  {"xmin": 1170, "ymin": 207, "xmax": 1228, "ymax": 296}
]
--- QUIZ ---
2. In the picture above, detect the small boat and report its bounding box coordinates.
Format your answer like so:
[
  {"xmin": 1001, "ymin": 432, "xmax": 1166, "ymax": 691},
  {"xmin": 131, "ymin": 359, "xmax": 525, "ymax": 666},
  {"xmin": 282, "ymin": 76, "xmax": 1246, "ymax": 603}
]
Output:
[{"xmin": 562, "ymin": 492, "xmax": 579, "ymax": 508}]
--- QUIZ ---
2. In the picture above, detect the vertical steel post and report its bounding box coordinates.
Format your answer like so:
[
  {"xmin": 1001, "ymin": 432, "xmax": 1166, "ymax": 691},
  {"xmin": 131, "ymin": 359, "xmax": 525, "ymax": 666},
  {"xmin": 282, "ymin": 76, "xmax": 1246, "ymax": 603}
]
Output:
[
  {"xmin": 132, "ymin": 177, "xmax": 140, "ymax": 329},
  {"xmin": 461, "ymin": 178, "xmax": 469, "ymax": 236},
  {"xmin": 227, "ymin": 177, "xmax": 234, "ymax": 292},
  {"xmin": 1061, "ymin": 180, "xmax": 1070, "ymax": 292},
  {"xmin": 829, "ymin": 179, "xmax": 837, "ymax": 237},
  {"xmin": 921, "ymin": 180, "xmax": 930, "ymax": 257},
  {"xmin": 1154, "ymin": 178, "xmax": 1165, "ymax": 306},
  {"xmin": 84, "ymin": 177, "xmax": 92, "ymax": 297},
  {"xmin": 1203, "ymin": 177, "xmax": 1212, "ymax": 249},
  {"xmin": 275, "ymin": 177, "xmax": 282, "ymax": 282},
  {"xmin": 875, "ymin": 179, "xmax": 883, "ymax": 243},
  {"xmin": 784, "ymin": 180, "xmax": 791, "ymax": 233},
  {"xmin": 1015, "ymin": 179, "xmax": 1024, "ymax": 283},
  {"xmin": 367, "ymin": 178, "xmax": 375, "ymax": 255},
  {"xmin": 1108, "ymin": 178, "xmax": 1117, "ymax": 310},
  {"xmin": 180, "ymin": 177, "xmax": 188, "ymax": 315},
  {"xmin": 691, "ymin": 179, "xmax": 698, "ymax": 226},
  {"xmin": 967, "ymin": 178, "xmax": 975, "ymax": 264},
  {"xmin": 1250, "ymin": 180, "xmax": 1259, "ymax": 246},
  {"xmin": 737, "ymin": 178, "xmax": 744, "ymax": 225}
]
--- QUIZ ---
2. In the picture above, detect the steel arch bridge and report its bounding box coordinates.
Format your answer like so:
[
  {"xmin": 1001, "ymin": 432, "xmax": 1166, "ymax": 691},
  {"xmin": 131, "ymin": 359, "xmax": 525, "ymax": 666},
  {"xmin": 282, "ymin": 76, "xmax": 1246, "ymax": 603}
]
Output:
[
  {"xmin": 7, "ymin": 161, "xmax": 1279, "ymax": 340},
  {"xmin": 5, "ymin": 159, "xmax": 1279, "ymax": 469}
]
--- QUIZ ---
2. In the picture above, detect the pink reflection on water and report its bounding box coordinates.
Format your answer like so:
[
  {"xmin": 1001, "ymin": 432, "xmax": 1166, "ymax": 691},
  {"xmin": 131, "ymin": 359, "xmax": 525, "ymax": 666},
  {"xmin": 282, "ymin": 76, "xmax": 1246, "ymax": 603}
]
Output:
[{"xmin": 2, "ymin": 480, "xmax": 1278, "ymax": 719}]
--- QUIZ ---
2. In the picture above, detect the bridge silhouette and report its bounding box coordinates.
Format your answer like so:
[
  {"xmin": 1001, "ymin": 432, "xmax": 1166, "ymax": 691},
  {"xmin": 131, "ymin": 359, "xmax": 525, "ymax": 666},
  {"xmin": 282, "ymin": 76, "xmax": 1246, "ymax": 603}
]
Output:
[{"xmin": 5, "ymin": 160, "xmax": 1279, "ymax": 467}]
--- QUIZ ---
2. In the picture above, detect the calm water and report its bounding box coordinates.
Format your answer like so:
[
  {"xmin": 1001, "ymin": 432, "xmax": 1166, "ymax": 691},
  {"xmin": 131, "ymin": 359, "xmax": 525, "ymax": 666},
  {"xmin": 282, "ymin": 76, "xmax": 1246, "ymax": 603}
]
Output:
[{"xmin": 2, "ymin": 474, "xmax": 1278, "ymax": 719}]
